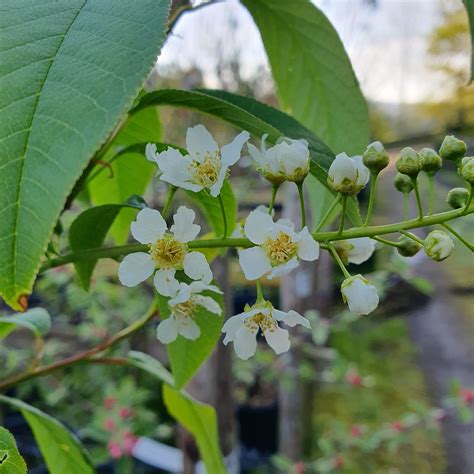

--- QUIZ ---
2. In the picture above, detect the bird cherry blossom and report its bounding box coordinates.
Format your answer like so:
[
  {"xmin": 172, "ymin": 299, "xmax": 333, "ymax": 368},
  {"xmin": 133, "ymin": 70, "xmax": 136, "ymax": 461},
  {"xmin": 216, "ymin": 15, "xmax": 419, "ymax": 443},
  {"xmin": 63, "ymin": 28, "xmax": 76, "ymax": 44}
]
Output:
[
  {"xmin": 333, "ymin": 237, "xmax": 376, "ymax": 265},
  {"xmin": 147, "ymin": 124, "xmax": 249, "ymax": 197},
  {"xmin": 341, "ymin": 274, "xmax": 379, "ymax": 315},
  {"xmin": 327, "ymin": 152, "xmax": 370, "ymax": 195},
  {"xmin": 238, "ymin": 207, "xmax": 319, "ymax": 280},
  {"xmin": 118, "ymin": 206, "xmax": 212, "ymax": 296}
]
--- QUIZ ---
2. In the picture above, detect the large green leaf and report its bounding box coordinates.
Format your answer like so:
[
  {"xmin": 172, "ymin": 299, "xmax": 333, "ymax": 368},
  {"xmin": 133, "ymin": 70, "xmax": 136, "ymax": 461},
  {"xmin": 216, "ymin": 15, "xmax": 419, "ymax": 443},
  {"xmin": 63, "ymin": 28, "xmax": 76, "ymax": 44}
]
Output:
[
  {"xmin": 131, "ymin": 89, "xmax": 361, "ymax": 225},
  {"xmin": 0, "ymin": 0, "xmax": 171, "ymax": 310},
  {"xmin": 156, "ymin": 290, "xmax": 224, "ymax": 389},
  {"xmin": 127, "ymin": 350, "xmax": 175, "ymax": 386},
  {"xmin": 87, "ymin": 106, "xmax": 161, "ymax": 243},
  {"xmin": 69, "ymin": 199, "xmax": 146, "ymax": 290},
  {"xmin": 0, "ymin": 308, "xmax": 51, "ymax": 341},
  {"xmin": 0, "ymin": 396, "xmax": 94, "ymax": 474},
  {"xmin": 241, "ymin": 0, "xmax": 369, "ymax": 154},
  {"xmin": 464, "ymin": 0, "xmax": 474, "ymax": 81},
  {"xmin": 0, "ymin": 427, "xmax": 27, "ymax": 474},
  {"xmin": 163, "ymin": 385, "xmax": 225, "ymax": 474}
]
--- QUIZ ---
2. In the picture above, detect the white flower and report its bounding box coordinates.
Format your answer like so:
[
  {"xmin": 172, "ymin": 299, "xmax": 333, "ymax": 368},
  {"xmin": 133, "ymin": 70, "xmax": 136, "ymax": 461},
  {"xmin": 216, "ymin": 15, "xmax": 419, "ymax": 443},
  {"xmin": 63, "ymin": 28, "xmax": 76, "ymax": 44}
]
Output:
[
  {"xmin": 424, "ymin": 230, "xmax": 454, "ymax": 261},
  {"xmin": 341, "ymin": 274, "xmax": 379, "ymax": 315},
  {"xmin": 148, "ymin": 125, "xmax": 249, "ymax": 197},
  {"xmin": 248, "ymin": 134, "xmax": 310, "ymax": 184},
  {"xmin": 222, "ymin": 301, "xmax": 310, "ymax": 359},
  {"xmin": 238, "ymin": 208, "xmax": 319, "ymax": 280},
  {"xmin": 118, "ymin": 206, "xmax": 212, "ymax": 295},
  {"xmin": 327, "ymin": 152, "xmax": 370, "ymax": 195},
  {"xmin": 333, "ymin": 238, "xmax": 376, "ymax": 265},
  {"xmin": 157, "ymin": 281, "xmax": 222, "ymax": 343}
]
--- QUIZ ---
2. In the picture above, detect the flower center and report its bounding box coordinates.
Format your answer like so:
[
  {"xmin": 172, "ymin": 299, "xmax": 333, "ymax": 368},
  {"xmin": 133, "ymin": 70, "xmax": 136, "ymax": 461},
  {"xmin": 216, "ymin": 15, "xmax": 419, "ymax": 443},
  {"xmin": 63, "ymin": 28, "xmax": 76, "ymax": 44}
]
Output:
[
  {"xmin": 149, "ymin": 234, "xmax": 187, "ymax": 269},
  {"xmin": 191, "ymin": 154, "xmax": 221, "ymax": 187},
  {"xmin": 245, "ymin": 311, "xmax": 277, "ymax": 333},
  {"xmin": 172, "ymin": 299, "xmax": 196, "ymax": 320},
  {"xmin": 262, "ymin": 232, "xmax": 298, "ymax": 265}
]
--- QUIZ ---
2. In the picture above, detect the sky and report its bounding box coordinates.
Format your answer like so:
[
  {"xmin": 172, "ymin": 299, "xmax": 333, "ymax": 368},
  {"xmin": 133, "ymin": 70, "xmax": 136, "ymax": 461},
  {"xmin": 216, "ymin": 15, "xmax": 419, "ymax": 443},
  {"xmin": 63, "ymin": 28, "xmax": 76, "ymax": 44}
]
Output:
[{"xmin": 157, "ymin": 0, "xmax": 467, "ymax": 104}]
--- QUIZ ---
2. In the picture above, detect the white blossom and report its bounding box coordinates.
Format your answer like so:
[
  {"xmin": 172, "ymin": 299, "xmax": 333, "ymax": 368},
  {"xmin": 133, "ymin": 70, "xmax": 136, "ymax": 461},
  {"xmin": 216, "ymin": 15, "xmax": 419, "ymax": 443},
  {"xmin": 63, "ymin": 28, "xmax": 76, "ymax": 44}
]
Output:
[
  {"xmin": 424, "ymin": 230, "xmax": 454, "ymax": 262},
  {"xmin": 157, "ymin": 281, "xmax": 222, "ymax": 343},
  {"xmin": 327, "ymin": 152, "xmax": 370, "ymax": 195},
  {"xmin": 341, "ymin": 274, "xmax": 379, "ymax": 315},
  {"xmin": 247, "ymin": 134, "xmax": 310, "ymax": 184},
  {"xmin": 222, "ymin": 301, "xmax": 310, "ymax": 359},
  {"xmin": 118, "ymin": 206, "xmax": 212, "ymax": 295},
  {"xmin": 333, "ymin": 238, "xmax": 376, "ymax": 265},
  {"xmin": 148, "ymin": 124, "xmax": 249, "ymax": 197}
]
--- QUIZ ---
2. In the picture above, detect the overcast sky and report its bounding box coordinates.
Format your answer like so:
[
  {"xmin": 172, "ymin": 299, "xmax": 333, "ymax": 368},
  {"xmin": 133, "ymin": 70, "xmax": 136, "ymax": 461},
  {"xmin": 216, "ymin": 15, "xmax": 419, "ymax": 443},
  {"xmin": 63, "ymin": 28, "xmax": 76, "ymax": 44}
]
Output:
[{"xmin": 158, "ymin": 0, "xmax": 467, "ymax": 104}]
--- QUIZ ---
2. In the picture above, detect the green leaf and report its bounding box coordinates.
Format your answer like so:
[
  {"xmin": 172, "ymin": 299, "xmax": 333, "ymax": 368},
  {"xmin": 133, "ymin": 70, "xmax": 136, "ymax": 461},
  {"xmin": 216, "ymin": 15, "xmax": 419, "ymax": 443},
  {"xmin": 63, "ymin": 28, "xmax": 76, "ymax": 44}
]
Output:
[
  {"xmin": 186, "ymin": 181, "xmax": 237, "ymax": 237},
  {"xmin": 87, "ymin": 106, "xmax": 162, "ymax": 243},
  {"xmin": 0, "ymin": 427, "xmax": 27, "ymax": 474},
  {"xmin": 127, "ymin": 350, "xmax": 175, "ymax": 387},
  {"xmin": 69, "ymin": 201, "xmax": 145, "ymax": 290},
  {"xmin": 163, "ymin": 385, "xmax": 225, "ymax": 474},
  {"xmin": 464, "ymin": 0, "xmax": 474, "ymax": 81},
  {"xmin": 0, "ymin": 308, "xmax": 51, "ymax": 341},
  {"xmin": 132, "ymin": 89, "xmax": 361, "ymax": 225},
  {"xmin": 157, "ymin": 290, "xmax": 224, "ymax": 389},
  {"xmin": 0, "ymin": 0, "xmax": 171, "ymax": 310},
  {"xmin": 0, "ymin": 395, "xmax": 94, "ymax": 474}
]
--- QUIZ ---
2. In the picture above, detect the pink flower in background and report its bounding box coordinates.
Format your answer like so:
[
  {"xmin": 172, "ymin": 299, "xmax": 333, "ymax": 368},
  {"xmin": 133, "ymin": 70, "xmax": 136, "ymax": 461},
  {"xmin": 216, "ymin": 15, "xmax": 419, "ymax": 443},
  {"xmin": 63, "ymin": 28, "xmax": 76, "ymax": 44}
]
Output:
[
  {"xmin": 345, "ymin": 369, "xmax": 363, "ymax": 387},
  {"xmin": 333, "ymin": 455, "xmax": 344, "ymax": 469},
  {"xmin": 103, "ymin": 418, "xmax": 116, "ymax": 432},
  {"xmin": 293, "ymin": 461, "xmax": 305, "ymax": 474},
  {"xmin": 460, "ymin": 388, "xmax": 474, "ymax": 406},
  {"xmin": 107, "ymin": 441, "xmax": 123, "ymax": 459},
  {"xmin": 391, "ymin": 421, "xmax": 404, "ymax": 433},
  {"xmin": 118, "ymin": 407, "xmax": 133, "ymax": 420},
  {"xmin": 103, "ymin": 397, "xmax": 117, "ymax": 410},
  {"xmin": 350, "ymin": 424, "xmax": 363, "ymax": 438}
]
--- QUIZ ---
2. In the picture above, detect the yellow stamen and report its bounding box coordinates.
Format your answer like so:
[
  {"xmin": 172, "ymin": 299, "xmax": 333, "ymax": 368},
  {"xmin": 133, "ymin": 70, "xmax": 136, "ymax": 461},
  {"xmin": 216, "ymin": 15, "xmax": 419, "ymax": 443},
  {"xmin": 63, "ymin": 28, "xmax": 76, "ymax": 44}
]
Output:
[
  {"xmin": 262, "ymin": 232, "xmax": 298, "ymax": 265},
  {"xmin": 149, "ymin": 234, "xmax": 187, "ymax": 269},
  {"xmin": 191, "ymin": 154, "xmax": 221, "ymax": 187},
  {"xmin": 245, "ymin": 311, "xmax": 277, "ymax": 332}
]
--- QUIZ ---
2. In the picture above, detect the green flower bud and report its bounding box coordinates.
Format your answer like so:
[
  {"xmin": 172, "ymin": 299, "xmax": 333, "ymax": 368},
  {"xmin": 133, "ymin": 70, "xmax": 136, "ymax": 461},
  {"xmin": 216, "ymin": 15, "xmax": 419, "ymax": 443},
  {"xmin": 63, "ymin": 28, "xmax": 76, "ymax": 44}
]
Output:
[
  {"xmin": 363, "ymin": 141, "xmax": 390, "ymax": 173},
  {"xmin": 395, "ymin": 147, "xmax": 421, "ymax": 177},
  {"xmin": 419, "ymin": 148, "xmax": 442, "ymax": 175},
  {"xmin": 397, "ymin": 235, "xmax": 422, "ymax": 257},
  {"xmin": 446, "ymin": 187, "xmax": 469, "ymax": 209},
  {"xmin": 439, "ymin": 135, "xmax": 467, "ymax": 162},
  {"xmin": 424, "ymin": 230, "xmax": 454, "ymax": 262},
  {"xmin": 461, "ymin": 157, "xmax": 474, "ymax": 184},
  {"xmin": 393, "ymin": 173, "xmax": 414, "ymax": 193}
]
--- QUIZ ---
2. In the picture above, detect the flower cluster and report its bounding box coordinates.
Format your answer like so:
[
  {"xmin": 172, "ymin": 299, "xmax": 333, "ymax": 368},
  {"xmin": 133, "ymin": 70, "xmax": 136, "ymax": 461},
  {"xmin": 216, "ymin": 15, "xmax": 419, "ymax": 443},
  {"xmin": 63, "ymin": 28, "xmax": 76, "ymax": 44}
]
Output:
[{"xmin": 116, "ymin": 127, "xmax": 471, "ymax": 360}]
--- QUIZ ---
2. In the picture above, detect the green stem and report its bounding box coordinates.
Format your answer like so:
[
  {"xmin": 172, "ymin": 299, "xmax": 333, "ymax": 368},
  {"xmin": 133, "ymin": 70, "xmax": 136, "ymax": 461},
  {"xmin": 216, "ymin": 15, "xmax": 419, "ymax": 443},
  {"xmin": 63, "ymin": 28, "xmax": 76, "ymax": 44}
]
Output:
[
  {"xmin": 464, "ymin": 184, "xmax": 473, "ymax": 215},
  {"xmin": 39, "ymin": 207, "xmax": 473, "ymax": 272},
  {"xmin": 338, "ymin": 195, "xmax": 347, "ymax": 235},
  {"xmin": 400, "ymin": 230, "xmax": 425, "ymax": 245},
  {"xmin": 162, "ymin": 186, "xmax": 177, "ymax": 217},
  {"xmin": 373, "ymin": 236, "xmax": 402, "ymax": 248},
  {"xmin": 403, "ymin": 192, "xmax": 410, "ymax": 221},
  {"xmin": 0, "ymin": 301, "xmax": 157, "ymax": 392},
  {"xmin": 363, "ymin": 172, "xmax": 378, "ymax": 226},
  {"xmin": 428, "ymin": 175, "xmax": 435, "ymax": 215},
  {"xmin": 313, "ymin": 194, "xmax": 341, "ymax": 232},
  {"xmin": 327, "ymin": 242, "xmax": 351, "ymax": 279},
  {"xmin": 218, "ymin": 193, "xmax": 228, "ymax": 238},
  {"xmin": 411, "ymin": 177, "xmax": 424, "ymax": 220},
  {"xmin": 296, "ymin": 182, "xmax": 306, "ymax": 228},
  {"xmin": 255, "ymin": 280, "xmax": 264, "ymax": 302},
  {"xmin": 269, "ymin": 184, "xmax": 279, "ymax": 214},
  {"xmin": 441, "ymin": 223, "xmax": 474, "ymax": 251}
]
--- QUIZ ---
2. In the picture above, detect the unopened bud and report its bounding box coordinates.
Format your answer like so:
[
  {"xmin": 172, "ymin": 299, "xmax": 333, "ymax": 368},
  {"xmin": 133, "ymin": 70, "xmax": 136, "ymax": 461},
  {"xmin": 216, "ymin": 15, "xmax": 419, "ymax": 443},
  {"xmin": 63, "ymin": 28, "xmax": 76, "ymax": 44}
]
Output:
[
  {"xmin": 394, "ymin": 173, "xmax": 414, "ymax": 194},
  {"xmin": 439, "ymin": 135, "xmax": 467, "ymax": 162},
  {"xmin": 424, "ymin": 230, "xmax": 454, "ymax": 262},
  {"xmin": 419, "ymin": 148, "xmax": 442, "ymax": 175},
  {"xmin": 447, "ymin": 187, "xmax": 469, "ymax": 209},
  {"xmin": 363, "ymin": 141, "xmax": 390, "ymax": 173},
  {"xmin": 397, "ymin": 235, "xmax": 422, "ymax": 257},
  {"xmin": 395, "ymin": 147, "xmax": 421, "ymax": 177},
  {"xmin": 461, "ymin": 157, "xmax": 474, "ymax": 184}
]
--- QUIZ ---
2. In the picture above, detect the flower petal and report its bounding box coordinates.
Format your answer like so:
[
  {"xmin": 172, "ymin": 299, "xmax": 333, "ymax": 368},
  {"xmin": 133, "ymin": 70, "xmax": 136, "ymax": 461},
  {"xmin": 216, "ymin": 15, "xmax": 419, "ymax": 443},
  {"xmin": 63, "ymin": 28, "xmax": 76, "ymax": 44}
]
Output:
[
  {"xmin": 296, "ymin": 227, "xmax": 320, "ymax": 261},
  {"xmin": 171, "ymin": 206, "xmax": 200, "ymax": 243},
  {"xmin": 188, "ymin": 280, "xmax": 222, "ymax": 294},
  {"xmin": 282, "ymin": 310, "xmax": 311, "ymax": 328},
  {"xmin": 176, "ymin": 317, "xmax": 201, "ymax": 340},
  {"xmin": 118, "ymin": 253, "xmax": 154, "ymax": 287},
  {"xmin": 267, "ymin": 256, "xmax": 299, "ymax": 280},
  {"xmin": 234, "ymin": 326, "xmax": 258, "ymax": 360},
  {"xmin": 156, "ymin": 148, "xmax": 202, "ymax": 192},
  {"xmin": 145, "ymin": 143, "xmax": 158, "ymax": 162},
  {"xmin": 169, "ymin": 283, "xmax": 192, "ymax": 306},
  {"xmin": 186, "ymin": 124, "xmax": 219, "ymax": 159},
  {"xmin": 222, "ymin": 314, "xmax": 245, "ymax": 344},
  {"xmin": 238, "ymin": 247, "xmax": 272, "ymax": 280},
  {"xmin": 346, "ymin": 238, "xmax": 376, "ymax": 265},
  {"xmin": 221, "ymin": 130, "xmax": 250, "ymax": 166},
  {"xmin": 156, "ymin": 317, "xmax": 178, "ymax": 344},
  {"xmin": 194, "ymin": 295, "xmax": 222, "ymax": 315},
  {"xmin": 153, "ymin": 268, "xmax": 180, "ymax": 297},
  {"xmin": 209, "ymin": 165, "xmax": 228, "ymax": 197},
  {"xmin": 244, "ymin": 208, "xmax": 274, "ymax": 244},
  {"xmin": 183, "ymin": 251, "xmax": 213, "ymax": 284},
  {"xmin": 341, "ymin": 275, "xmax": 379, "ymax": 315},
  {"xmin": 264, "ymin": 327, "xmax": 291, "ymax": 354},
  {"xmin": 131, "ymin": 208, "xmax": 167, "ymax": 244}
]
